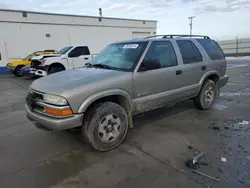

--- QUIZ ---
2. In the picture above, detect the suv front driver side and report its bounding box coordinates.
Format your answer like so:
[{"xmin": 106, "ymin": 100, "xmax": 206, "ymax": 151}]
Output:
[{"xmin": 25, "ymin": 34, "xmax": 228, "ymax": 151}]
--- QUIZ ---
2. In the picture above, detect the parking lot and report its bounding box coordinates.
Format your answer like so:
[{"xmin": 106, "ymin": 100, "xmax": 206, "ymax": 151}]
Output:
[{"xmin": 0, "ymin": 59, "xmax": 250, "ymax": 188}]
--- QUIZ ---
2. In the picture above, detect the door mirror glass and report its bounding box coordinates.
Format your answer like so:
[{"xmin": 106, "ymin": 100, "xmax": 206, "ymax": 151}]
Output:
[{"xmin": 138, "ymin": 59, "xmax": 161, "ymax": 72}]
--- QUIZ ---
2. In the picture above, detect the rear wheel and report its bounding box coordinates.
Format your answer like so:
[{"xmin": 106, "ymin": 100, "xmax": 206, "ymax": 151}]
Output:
[
  {"xmin": 48, "ymin": 66, "xmax": 64, "ymax": 74},
  {"xmin": 13, "ymin": 65, "xmax": 24, "ymax": 77},
  {"xmin": 83, "ymin": 102, "xmax": 128, "ymax": 151},
  {"xmin": 193, "ymin": 79, "xmax": 216, "ymax": 110}
]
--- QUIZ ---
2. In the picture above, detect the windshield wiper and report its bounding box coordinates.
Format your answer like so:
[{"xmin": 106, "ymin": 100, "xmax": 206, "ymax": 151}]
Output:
[
  {"xmin": 91, "ymin": 63, "xmax": 111, "ymax": 69},
  {"xmin": 85, "ymin": 63, "xmax": 93, "ymax": 67}
]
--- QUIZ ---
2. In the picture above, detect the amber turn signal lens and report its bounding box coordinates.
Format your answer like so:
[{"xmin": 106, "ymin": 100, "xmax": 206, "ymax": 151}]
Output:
[{"xmin": 45, "ymin": 107, "xmax": 73, "ymax": 116}]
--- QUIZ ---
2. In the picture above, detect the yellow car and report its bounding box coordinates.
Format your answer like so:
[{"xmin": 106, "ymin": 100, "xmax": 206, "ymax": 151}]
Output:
[{"xmin": 6, "ymin": 50, "xmax": 57, "ymax": 76}]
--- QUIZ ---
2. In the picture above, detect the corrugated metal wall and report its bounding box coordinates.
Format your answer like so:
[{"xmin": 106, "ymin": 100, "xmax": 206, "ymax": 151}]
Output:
[{"xmin": 218, "ymin": 38, "xmax": 250, "ymax": 56}]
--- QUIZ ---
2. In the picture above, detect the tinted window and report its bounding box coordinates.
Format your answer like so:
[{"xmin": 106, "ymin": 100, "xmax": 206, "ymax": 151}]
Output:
[
  {"xmin": 143, "ymin": 41, "xmax": 178, "ymax": 68},
  {"xmin": 197, "ymin": 39, "xmax": 225, "ymax": 60},
  {"xmin": 177, "ymin": 40, "xmax": 203, "ymax": 64},
  {"xmin": 69, "ymin": 46, "xmax": 90, "ymax": 57}
]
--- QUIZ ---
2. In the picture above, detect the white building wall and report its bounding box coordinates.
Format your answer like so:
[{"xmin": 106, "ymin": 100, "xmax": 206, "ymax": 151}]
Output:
[{"xmin": 0, "ymin": 9, "xmax": 157, "ymax": 69}]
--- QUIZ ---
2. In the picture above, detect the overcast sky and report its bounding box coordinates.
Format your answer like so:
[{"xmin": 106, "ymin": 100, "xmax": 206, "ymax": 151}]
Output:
[{"xmin": 1, "ymin": 0, "xmax": 250, "ymax": 40}]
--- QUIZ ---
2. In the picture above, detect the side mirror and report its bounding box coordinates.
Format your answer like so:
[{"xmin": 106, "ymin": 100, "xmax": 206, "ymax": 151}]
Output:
[
  {"xmin": 61, "ymin": 54, "xmax": 67, "ymax": 59},
  {"xmin": 138, "ymin": 59, "xmax": 161, "ymax": 72}
]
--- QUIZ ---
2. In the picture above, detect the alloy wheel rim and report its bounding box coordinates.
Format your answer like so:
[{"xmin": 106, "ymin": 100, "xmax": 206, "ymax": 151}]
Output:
[
  {"xmin": 98, "ymin": 114, "xmax": 122, "ymax": 143},
  {"xmin": 204, "ymin": 86, "xmax": 215, "ymax": 104}
]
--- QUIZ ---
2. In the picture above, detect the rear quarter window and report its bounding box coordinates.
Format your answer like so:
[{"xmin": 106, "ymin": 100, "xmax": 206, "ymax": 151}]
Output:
[{"xmin": 197, "ymin": 39, "xmax": 225, "ymax": 60}]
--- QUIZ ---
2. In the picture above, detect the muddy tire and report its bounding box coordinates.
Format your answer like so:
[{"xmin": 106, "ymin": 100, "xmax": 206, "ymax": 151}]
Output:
[
  {"xmin": 83, "ymin": 102, "xmax": 128, "ymax": 151},
  {"xmin": 13, "ymin": 65, "xmax": 24, "ymax": 77},
  {"xmin": 48, "ymin": 66, "xmax": 64, "ymax": 74},
  {"xmin": 193, "ymin": 79, "xmax": 216, "ymax": 110}
]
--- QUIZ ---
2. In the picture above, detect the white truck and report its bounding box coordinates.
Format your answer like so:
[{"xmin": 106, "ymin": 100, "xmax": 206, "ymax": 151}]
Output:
[{"xmin": 33, "ymin": 45, "xmax": 95, "ymax": 76}]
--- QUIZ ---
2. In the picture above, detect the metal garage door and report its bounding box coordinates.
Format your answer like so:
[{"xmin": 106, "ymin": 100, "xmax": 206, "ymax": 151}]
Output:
[{"xmin": 132, "ymin": 32, "xmax": 151, "ymax": 39}]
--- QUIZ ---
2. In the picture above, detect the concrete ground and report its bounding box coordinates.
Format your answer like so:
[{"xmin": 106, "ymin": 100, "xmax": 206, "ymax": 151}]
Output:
[{"xmin": 0, "ymin": 60, "xmax": 250, "ymax": 188}]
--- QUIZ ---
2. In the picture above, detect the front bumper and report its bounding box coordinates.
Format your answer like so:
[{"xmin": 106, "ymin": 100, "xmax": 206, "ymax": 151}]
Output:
[
  {"xmin": 25, "ymin": 104, "xmax": 83, "ymax": 130},
  {"xmin": 6, "ymin": 64, "xmax": 15, "ymax": 72},
  {"xmin": 21, "ymin": 66, "xmax": 36, "ymax": 77},
  {"xmin": 219, "ymin": 75, "xmax": 229, "ymax": 88}
]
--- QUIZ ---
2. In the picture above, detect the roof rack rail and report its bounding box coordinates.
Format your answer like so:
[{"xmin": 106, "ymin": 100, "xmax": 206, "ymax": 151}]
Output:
[{"xmin": 144, "ymin": 34, "xmax": 210, "ymax": 39}]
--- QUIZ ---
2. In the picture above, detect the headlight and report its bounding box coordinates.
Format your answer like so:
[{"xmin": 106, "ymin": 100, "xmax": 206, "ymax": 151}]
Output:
[
  {"xmin": 43, "ymin": 94, "xmax": 67, "ymax": 106},
  {"xmin": 6, "ymin": 63, "xmax": 12, "ymax": 67}
]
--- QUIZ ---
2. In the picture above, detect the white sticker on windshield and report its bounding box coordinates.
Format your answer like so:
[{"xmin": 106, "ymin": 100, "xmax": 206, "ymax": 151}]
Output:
[{"xmin": 123, "ymin": 44, "xmax": 139, "ymax": 49}]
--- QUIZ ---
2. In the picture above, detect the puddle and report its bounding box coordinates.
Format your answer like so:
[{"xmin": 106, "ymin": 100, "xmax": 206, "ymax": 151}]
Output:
[{"xmin": 213, "ymin": 99, "xmax": 234, "ymax": 111}]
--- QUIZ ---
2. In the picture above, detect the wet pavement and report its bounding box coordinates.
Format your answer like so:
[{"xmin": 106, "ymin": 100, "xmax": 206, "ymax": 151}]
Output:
[{"xmin": 0, "ymin": 60, "xmax": 250, "ymax": 188}]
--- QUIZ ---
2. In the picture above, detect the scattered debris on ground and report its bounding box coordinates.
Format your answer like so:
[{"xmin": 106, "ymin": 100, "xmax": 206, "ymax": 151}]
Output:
[
  {"xmin": 238, "ymin": 120, "xmax": 249, "ymax": 125},
  {"xmin": 218, "ymin": 167, "xmax": 223, "ymax": 172},
  {"xmin": 211, "ymin": 126, "xmax": 221, "ymax": 131},
  {"xmin": 221, "ymin": 157, "xmax": 227, "ymax": 162},
  {"xmin": 185, "ymin": 152, "xmax": 219, "ymax": 182},
  {"xmin": 192, "ymin": 169, "xmax": 220, "ymax": 182},
  {"xmin": 188, "ymin": 145, "xmax": 193, "ymax": 150}
]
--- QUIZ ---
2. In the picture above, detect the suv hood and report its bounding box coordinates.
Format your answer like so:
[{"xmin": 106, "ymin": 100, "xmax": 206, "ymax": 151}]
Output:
[
  {"xmin": 31, "ymin": 54, "xmax": 60, "ymax": 60},
  {"xmin": 8, "ymin": 59, "xmax": 29, "ymax": 67},
  {"xmin": 31, "ymin": 67, "xmax": 131, "ymax": 97}
]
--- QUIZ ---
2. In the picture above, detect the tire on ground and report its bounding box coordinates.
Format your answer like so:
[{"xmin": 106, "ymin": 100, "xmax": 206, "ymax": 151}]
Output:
[
  {"xmin": 48, "ymin": 66, "xmax": 64, "ymax": 74},
  {"xmin": 193, "ymin": 79, "xmax": 217, "ymax": 110},
  {"xmin": 82, "ymin": 102, "xmax": 128, "ymax": 151},
  {"xmin": 13, "ymin": 65, "xmax": 24, "ymax": 77}
]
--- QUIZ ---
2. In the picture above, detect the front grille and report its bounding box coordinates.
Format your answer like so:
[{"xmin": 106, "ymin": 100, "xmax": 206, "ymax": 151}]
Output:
[
  {"xmin": 26, "ymin": 91, "xmax": 44, "ymax": 112},
  {"xmin": 33, "ymin": 92, "xmax": 43, "ymax": 101}
]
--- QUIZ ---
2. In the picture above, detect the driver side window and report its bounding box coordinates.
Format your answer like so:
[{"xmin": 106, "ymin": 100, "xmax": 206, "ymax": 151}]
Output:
[{"xmin": 143, "ymin": 41, "xmax": 178, "ymax": 68}]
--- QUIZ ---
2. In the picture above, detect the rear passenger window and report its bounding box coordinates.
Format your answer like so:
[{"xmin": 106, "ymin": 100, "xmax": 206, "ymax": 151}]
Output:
[
  {"xmin": 177, "ymin": 40, "xmax": 203, "ymax": 64},
  {"xmin": 144, "ymin": 41, "xmax": 178, "ymax": 68},
  {"xmin": 197, "ymin": 39, "xmax": 225, "ymax": 60}
]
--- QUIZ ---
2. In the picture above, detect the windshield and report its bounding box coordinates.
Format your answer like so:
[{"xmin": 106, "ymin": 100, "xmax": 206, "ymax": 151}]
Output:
[
  {"xmin": 89, "ymin": 42, "xmax": 148, "ymax": 71},
  {"xmin": 22, "ymin": 54, "xmax": 33, "ymax": 60},
  {"xmin": 58, "ymin": 46, "xmax": 73, "ymax": 55}
]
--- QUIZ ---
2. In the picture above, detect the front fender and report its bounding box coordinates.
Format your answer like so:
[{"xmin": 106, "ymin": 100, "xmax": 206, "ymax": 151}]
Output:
[
  {"xmin": 43, "ymin": 58, "xmax": 63, "ymax": 66},
  {"xmin": 77, "ymin": 89, "xmax": 133, "ymax": 113}
]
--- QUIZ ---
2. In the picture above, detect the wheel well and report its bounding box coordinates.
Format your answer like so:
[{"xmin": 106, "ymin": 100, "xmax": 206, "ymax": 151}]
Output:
[
  {"xmin": 206, "ymin": 74, "xmax": 219, "ymax": 96},
  {"xmin": 207, "ymin": 74, "xmax": 219, "ymax": 84},
  {"xmin": 84, "ymin": 95, "xmax": 133, "ymax": 128},
  {"xmin": 15, "ymin": 64, "xmax": 25, "ymax": 69},
  {"xmin": 48, "ymin": 63, "xmax": 65, "ymax": 72}
]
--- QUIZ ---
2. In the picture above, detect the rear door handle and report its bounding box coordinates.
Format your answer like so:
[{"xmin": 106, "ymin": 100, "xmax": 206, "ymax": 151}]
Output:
[
  {"xmin": 176, "ymin": 70, "xmax": 182, "ymax": 75},
  {"xmin": 201, "ymin": 65, "xmax": 206, "ymax": 70},
  {"xmin": 84, "ymin": 57, "xmax": 89, "ymax": 60}
]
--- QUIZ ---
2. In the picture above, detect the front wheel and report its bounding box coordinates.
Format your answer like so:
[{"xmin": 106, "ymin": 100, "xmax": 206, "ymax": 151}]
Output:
[
  {"xmin": 193, "ymin": 79, "xmax": 217, "ymax": 110},
  {"xmin": 13, "ymin": 65, "xmax": 24, "ymax": 77},
  {"xmin": 48, "ymin": 66, "xmax": 64, "ymax": 74},
  {"xmin": 83, "ymin": 102, "xmax": 128, "ymax": 151}
]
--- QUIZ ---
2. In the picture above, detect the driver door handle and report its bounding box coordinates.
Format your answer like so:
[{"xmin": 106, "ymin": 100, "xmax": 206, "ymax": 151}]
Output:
[
  {"xmin": 84, "ymin": 57, "xmax": 89, "ymax": 60},
  {"xmin": 176, "ymin": 70, "xmax": 182, "ymax": 75}
]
